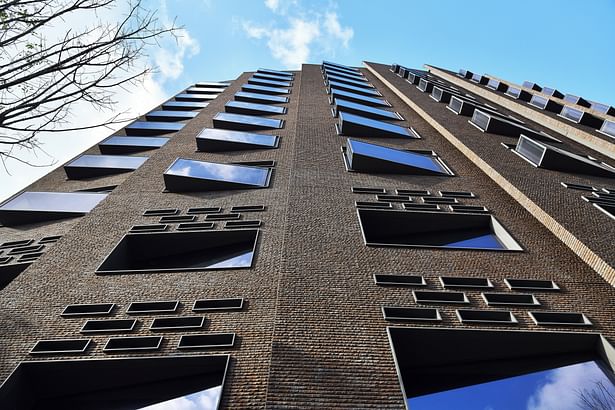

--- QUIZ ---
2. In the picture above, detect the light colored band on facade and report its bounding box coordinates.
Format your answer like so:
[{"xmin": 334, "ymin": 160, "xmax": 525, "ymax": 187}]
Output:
[
  {"xmin": 424, "ymin": 64, "xmax": 615, "ymax": 161},
  {"xmin": 364, "ymin": 62, "xmax": 615, "ymax": 286}
]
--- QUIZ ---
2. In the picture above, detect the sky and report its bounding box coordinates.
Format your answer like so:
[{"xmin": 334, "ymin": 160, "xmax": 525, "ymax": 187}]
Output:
[{"xmin": 2, "ymin": 0, "xmax": 615, "ymax": 201}]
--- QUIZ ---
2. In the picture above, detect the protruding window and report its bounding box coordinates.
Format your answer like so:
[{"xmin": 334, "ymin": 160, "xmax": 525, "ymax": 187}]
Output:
[
  {"xmin": 413, "ymin": 290, "xmax": 469, "ymax": 304},
  {"xmin": 234, "ymin": 91, "xmax": 289, "ymax": 104},
  {"xmin": 145, "ymin": 110, "xmax": 198, "ymax": 122},
  {"xmin": 127, "ymin": 300, "xmax": 179, "ymax": 314},
  {"xmin": 248, "ymin": 77, "xmax": 292, "ymax": 88},
  {"xmin": 486, "ymin": 79, "xmax": 508, "ymax": 92},
  {"xmin": 64, "ymin": 154, "xmax": 148, "ymax": 179},
  {"xmin": 30, "ymin": 339, "xmax": 91, "ymax": 355},
  {"xmin": 529, "ymin": 95, "xmax": 564, "ymax": 113},
  {"xmin": 197, "ymin": 128, "xmax": 279, "ymax": 152},
  {"xmin": 328, "ymin": 80, "xmax": 381, "ymax": 97},
  {"xmin": 357, "ymin": 208, "xmax": 523, "ymax": 251},
  {"xmin": 514, "ymin": 135, "xmax": 615, "ymax": 178},
  {"xmin": 241, "ymin": 83, "xmax": 290, "ymax": 95},
  {"xmin": 504, "ymin": 278, "xmax": 560, "ymax": 291},
  {"xmin": 323, "ymin": 66, "xmax": 365, "ymax": 81},
  {"xmin": 164, "ymin": 158, "xmax": 272, "ymax": 192},
  {"xmin": 563, "ymin": 94, "xmax": 591, "ymax": 107},
  {"xmin": 62, "ymin": 303, "xmax": 115, "ymax": 316},
  {"xmin": 329, "ymin": 88, "xmax": 390, "ymax": 107},
  {"xmin": 178, "ymin": 333, "xmax": 236, "ymax": 349},
  {"xmin": 383, "ymin": 307, "xmax": 441, "ymax": 322},
  {"xmin": 224, "ymin": 100, "xmax": 287, "ymax": 116},
  {"xmin": 98, "ymin": 136, "xmax": 169, "ymax": 155},
  {"xmin": 598, "ymin": 120, "xmax": 615, "ymax": 139},
  {"xmin": 504, "ymin": 86, "xmax": 533, "ymax": 101},
  {"xmin": 470, "ymin": 109, "xmax": 561, "ymax": 143},
  {"xmin": 212, "ymin": 112, "xmax": 284, "ymax": 131},
  {"xmin": 257, "ymin": 68, "xmax": 294, "ymax": 78},
  {"xmin": 470, "ymin": 73, "xmax": 489, "ymax": 85},
  {"xmin": 333, "ymin": 98, "xmax": 402, "ymax": 121},
  {"xmin": 458, "ymin": 69, "xmax": 473, "ymax": 79},
  {"xmin": 150, "ymin": 316, "xmax": 205, "ymax": 331},
  {"xmin": 337, "ymin": 112, "xmax": 413, "ymax": 138},
  {"xmin": 529, "ymin": 312, "xmax": 592, "ymax": 326},
  {"xmin": 456, "ymin": 309, "xmax": 517, "ymax": 324},
  {"xmin": 96, "ymin": 230, "xmax": 259, "ymax": 274},
  {"xmin": 0, "ymin": 191, "xmax": 107, "ymax": 226},
  {"xmin": 193, "ymin": 298, "xmax": 244, "ymax": 311},
  {"xmin": 124, "ymin": 121, "xmax": 183, "ymax": 136},
  {"xmin": 175, "ymin": 93, "xmax": 218, "ymax": 102},
  {"xmin": 541, "ymin": 87, "xmax": 564, "ymax": 98},
  {"xmin": 439, "ymin": 276, "xmax": 492, "ymax": 289},
  {"xmin": 253, "ymin": 72, "xmax": 293, "ymax": 82},
  {"xmin": 185, "ymin": 87, "xmax": 224, "ymax": 94},
  {"xmin": 522, "ymin": 81, "xmax": 542, "ymax": 91},
  {"xmin": 590, "ymin": 101, "xmax": 615, "ymax": 116},
  {"xmin": 103, "ymin": 336, "xmax": 162, "ymax": 352},
  {"xmin": 373, "ymin": 274, "xmax": 426, "ymax": 286},
  {"xmin": 194, "ymin": 81, "xmax": 230, "ymax": 88},
  {"xmin": 81, "ymin": 319, "xmax": 137, "ymax": 333},
  {"xmin": 343, "ymin": 139, "xmax": 453, "ymax": 176},
  {"xmin": 325, "ymin": 73, "xmax": 371, "ymax": 88},
  {"xmin": 559, "ymin": 106, "xmax": 603, "ymax": 127},
  {"xmin": 162, "ymin": 101, "xmax": 208, "ymax": 111},
  {"xmin": 482, "ymin": 293, "xmax": 540, "ymax": 306}
]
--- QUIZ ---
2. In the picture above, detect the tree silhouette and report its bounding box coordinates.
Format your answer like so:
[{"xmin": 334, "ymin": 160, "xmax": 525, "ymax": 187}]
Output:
[{"xmin": 0, "ymin": 0, "xmax": 177, "ymax": 166}]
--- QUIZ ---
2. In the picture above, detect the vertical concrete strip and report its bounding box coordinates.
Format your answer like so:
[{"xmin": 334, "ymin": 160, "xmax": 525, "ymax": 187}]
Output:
[
  {"xmin": 364, "ymin": 62, "xmax": 615, "ymax": 286},
  {"xmin": 425, "ymin": 65, "xmax": 615, "ymax": 160}
]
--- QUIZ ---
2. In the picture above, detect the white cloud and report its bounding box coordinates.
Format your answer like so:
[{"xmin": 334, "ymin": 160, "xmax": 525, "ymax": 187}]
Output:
[
  {"xmin": 154, "ymin": 29, "xmax": 200, "ymax": 80},
  {"xmin": 527, "ymin": 361, "xmax": 615, "ymax": 410},
  {"xmin": 264, "ymin": 0, "xmax": 280, "ymax": 12},
  {"xmin": 324, "ymin": 12, "xmax": 353, "ymax": 48},
  {"xmin": 241, "ymin": 3, "xmax": 354, "ymax": 69}
]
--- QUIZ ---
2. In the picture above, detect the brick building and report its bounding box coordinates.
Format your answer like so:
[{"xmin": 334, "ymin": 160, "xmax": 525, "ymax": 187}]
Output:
[{"xmin": 0, "ymin": 60, "xmax": 614, "ymax": 408}]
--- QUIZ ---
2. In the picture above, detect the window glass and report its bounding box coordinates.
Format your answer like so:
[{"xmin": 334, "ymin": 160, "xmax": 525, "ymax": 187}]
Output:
[
  {"xmin": 560, "ymin": 106, "xmax": 584, "ymax": 123},
  {"xmin": 125, "ymin": 121, "xmax": 184, "ymax": 133},
  {"xmin": 162, "ymin": 101, "xmax": 209, "ymax": 110},
  {"xmin": 515, "ymin": 136, "xmax": 545, "ymax": 166},
  {"xmin": 257, "ymin": 68, "xmax": 294, "ymax": 78},
  {"xmin": 166, "ymin": 158, "xmax": 270, "ymax": 187},
  {"xmin": 100, "ymin": 136, "xmax": 169, "ymax": 148},
  {"xmin": 330, "ymin": 89, "xmax": 389, "ymax": 106},
  {"xmin": 409, "ymin": 360, "xmax": 615, "ymax": 410},
  {"xmin": 252, "ymin": 72, "xmax": 292, "ymax": 82},
  {"xmin": 529, "ymin": 95, "xmax": 549, "ymax": 109},
  {"xmin": 248, "ymin": 77, "xmax": 292, "ymax": 87},
  {"xmin": 340, "ymin": 112, "xmax": 412, "ymax": 137},
  {"xmin": 334, "ymin": 98, "xmax": 400, "ymax": 120},
  {"xmin": 175, "ymin": 93, "xmax": 218, "ymax": 101},
  {"xmin": 185, "ymin": 87, "xmax": 224, "ymax": 94},
  {"xmin": 145, "ymin": 110, "xmax": 197, "ymax": 120},
  {"xmin": 564, "ymin": 94, "xmax": 579, "ymax": 103},
  {"xmin": 600, "ymin": 120, "xmax": 615, "ymax": 138},
  {"xmin": 323, "ymin": 60, "xmax": 359, "ymax": 72},
  {"xmin": 591, "ymin": 101, "xmax": 612, "ymax": 114},
  {"xmin": 241, "ymin": 83, "xmax": 290, "ymax": 94},
  {"xmin": 140, "ymin": 386, "xmax": 222, "ymax": 410},
  {"xmin": 506, "ymin": 87, "xmax": 521, "ymax": 98},
  {"xmin": 326, "ymin": 73, "xmax": 370, "ymax": 86},
  {"xmin": 197, "ymin": 128, "xmax": 278, "ymax": 147},
  {"xmin": 67, "ymin": 154, "xmax": 148, "ymax": 169},
  {"xmin": 194, "ymin": 81, "xmax": 229, "ymax": 88},
  {"xmin": 323, "ymin": 66, "xmax": 365, "ymax": 81},
  {"xmin": 234, "ymin": 91, "xmax": 288, "ymax": 103},
  {"xmin": 225, "ymin": 100, "xmax": 286, "ymax": 115},
  {"xmin": 0, "ymin": 191, "xmax": 107, "ymax": 213},
  {"xmin": 329, "ymin": 80, "xmax": 381, "ymax": 96},
  {"xmin": 348, "ymin": 139, "xmax": 448, "ymax": 173},
  {"xmin": 213, "ymin": 112, "xmax": 283, "ymax": 129}
]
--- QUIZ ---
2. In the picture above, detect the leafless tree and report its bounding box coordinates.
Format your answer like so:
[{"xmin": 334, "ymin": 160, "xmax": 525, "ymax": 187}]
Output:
[
  {"xmin": 576, "ymin": 380, "xmax": 615, "ymax": 410},
  {"xmin": 0, "ymin": 0, "xmax": 177, "ymax": 166}
]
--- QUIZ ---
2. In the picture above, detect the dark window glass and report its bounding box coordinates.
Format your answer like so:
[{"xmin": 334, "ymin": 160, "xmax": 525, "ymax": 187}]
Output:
[
  {"xmin": 96, "ymin": 229, "xmax": 259, "ymax": 273},
  {"xmin": 339, "ymin": 112, "xmax": 412, "ymax": 138},
  {"xmin": 234, "ymin": 91, "xmax": 288, "ymax": 104},
  {"xmin": 165, "ymin": 158, "xmax": 271, "ymax": 187},
  {"xmin": 225, "ymin": 100, "xmax": 286, "ymax": 115},
  {"xmin": 357, "ymin": 209, "xmax": 522, "ymax": 251},
  {"xmin": 213, "ymin": 112, "xmax": 283, "ymax": 130},
  {"xmin": 323, "ymin": 66, "xmax": 366, "ymax": 81},
  {"xmin": 252, "ymin": 72, "xmax": 292, "ymax": 82},
  {"xmin": 241, "ymin": 83, "xmax": 290, "ymax": 95},
  {"xmin": 323, "ymin": 60, "xmax": 359, "ymax": 72},
  {"xmin": 197, "ymin": 128, "xmax": 278, "ymax": 149},
  {"xmin": 347, "ymin": 139, "xmax": 450, "ymax": 174},
  {"xmin": 248, "ymin": 77, "xmax": 292, "ymax": 87},
  {"xmin": 334, "ymin": 98, "xmax": 401, "ymax": 120}
]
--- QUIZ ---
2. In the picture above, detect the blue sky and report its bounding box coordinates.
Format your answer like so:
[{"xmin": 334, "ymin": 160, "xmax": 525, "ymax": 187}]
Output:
[{"xmin": 1, "ymin": 0, "xmax": 614, "ymax": 200}]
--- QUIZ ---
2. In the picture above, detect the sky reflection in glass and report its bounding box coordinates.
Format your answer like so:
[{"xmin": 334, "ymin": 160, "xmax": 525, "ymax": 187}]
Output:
[
  {"xmin": 241, "ymin": 83, "xmax": 290, "ymax": 94},
  {"xmin": 248, "ymin": 77, "xmax": 292, "ymax": 87},
  {"xmin": 408, "ymin": 360, "xmax": 615, "ymax": 410},
  {"xmin": 235, "ymin": 91, "xmax": 288, "ymax": 103},
  {"xmin": 329, "ymin": 80, "xmax": 381, "ymax": 96},
  {"xmin": 0, "ymin": 191, "xmax": 107, "ymax": 213},
  {"xmin": 140, "ymin": 385, "xmax": 222, "ymax": 410},
  {"xmin": 213, "ymin": 112, "xmax": 283, "ymax": 129},
  {"xmin": 348, "ymin": 139, "xmax": 446, "ymax": 173},
  {"xmin": 101, "ymin": 136, "xmax": 169, "ymax": 147},
  {"xmin": 225, "ymin": 100, "xmax": 286, "ymax": 114},
  {"xmin": 197, "ymin": 128, "xmax": 278, "ymax": 147},
  {"xmin": 166, "ymin": 158, "xmax": 270, "ymax": 187},
  {"xmin": 67, "ymin": 154, "xmax": 148, "ymax": 169},
  {"xmin": 329, "ymin": 89, "xmax": 389, "ymax": 106},
  {"xmin": 334, "ymin": 98, "xmax": 400, "ymax": 120},
  {"xmin": 340, "ymin": 112, "xmax": 411, "ymax": 137}
]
